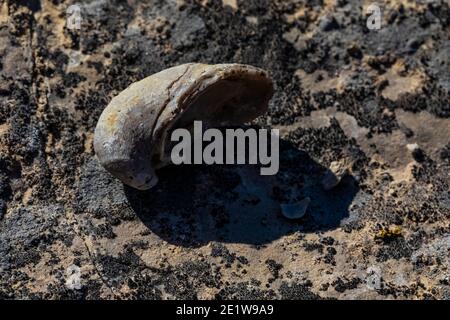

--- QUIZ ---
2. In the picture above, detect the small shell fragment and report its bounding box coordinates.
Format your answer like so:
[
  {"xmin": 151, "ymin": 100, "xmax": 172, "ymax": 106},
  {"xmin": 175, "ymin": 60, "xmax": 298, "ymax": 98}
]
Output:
[{"xmin": 280, "ymin": 197, "xmax": 311, "ymax": 220}]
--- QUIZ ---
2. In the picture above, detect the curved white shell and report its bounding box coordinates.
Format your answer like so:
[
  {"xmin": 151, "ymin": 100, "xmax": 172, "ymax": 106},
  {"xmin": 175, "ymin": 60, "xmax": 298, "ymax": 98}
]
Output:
[{"xmin": 94, "ymin": 63, "xmax": 274, "ymax": 190}]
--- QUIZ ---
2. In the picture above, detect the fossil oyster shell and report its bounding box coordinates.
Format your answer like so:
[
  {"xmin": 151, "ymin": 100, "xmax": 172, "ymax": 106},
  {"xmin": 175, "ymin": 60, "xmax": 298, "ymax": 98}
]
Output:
[{"xmin": 94, "ymin": 63, "xmax": 274, "ymax": 190}]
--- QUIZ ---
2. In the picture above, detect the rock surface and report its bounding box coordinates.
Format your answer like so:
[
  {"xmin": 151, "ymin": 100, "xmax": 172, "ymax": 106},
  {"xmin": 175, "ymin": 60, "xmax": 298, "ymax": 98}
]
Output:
[{"xmin": 0, "ymin": 0, "xmax": 449, "ymax": 299}]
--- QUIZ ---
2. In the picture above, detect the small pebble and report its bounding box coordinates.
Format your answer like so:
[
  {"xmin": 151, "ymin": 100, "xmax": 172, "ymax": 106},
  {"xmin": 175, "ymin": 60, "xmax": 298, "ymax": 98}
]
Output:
[
  {"xmin": 65, "ymin": 265, "xmax": 82, "ymax": 290},
  {"xmin": 280, "ymin": 197, "xmax": 311, "ymax": 220},
  {"xmin": 321, "ymin": 160, "xmax": 349, "ymax": 190},
  {"xmin": 406, "ymin": 143, "xmax": 419, "ymax": 152}
]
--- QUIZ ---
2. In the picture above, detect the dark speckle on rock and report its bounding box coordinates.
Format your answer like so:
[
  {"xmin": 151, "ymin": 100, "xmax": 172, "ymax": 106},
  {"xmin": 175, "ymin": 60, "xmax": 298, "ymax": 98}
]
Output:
[
  {"xmin": 332, "ymin": 277, "xmax": 362, "ymax": 293},
  {"xmin": 279, "ymin": 282, "xmax": 324, "ymax": 300}
]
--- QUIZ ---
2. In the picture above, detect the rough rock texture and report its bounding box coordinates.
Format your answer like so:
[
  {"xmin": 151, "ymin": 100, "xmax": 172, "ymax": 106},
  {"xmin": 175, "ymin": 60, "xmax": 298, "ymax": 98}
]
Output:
[{"xmin": 0, "ymin": 0, "xmax": 449, "ymax": 299}]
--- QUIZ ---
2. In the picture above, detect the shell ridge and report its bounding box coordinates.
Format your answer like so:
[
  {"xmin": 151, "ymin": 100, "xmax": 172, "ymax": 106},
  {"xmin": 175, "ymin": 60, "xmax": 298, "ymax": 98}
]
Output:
[{"xmin": 149, "ymin": 63, "xmax": 194, "ymax": 141}]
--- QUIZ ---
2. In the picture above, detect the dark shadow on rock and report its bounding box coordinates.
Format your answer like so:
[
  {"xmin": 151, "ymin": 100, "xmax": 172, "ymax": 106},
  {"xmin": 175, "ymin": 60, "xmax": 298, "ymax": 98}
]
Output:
[{"xmin": 124, "ymin": 139, "xmax": 359, "ymax": 247}]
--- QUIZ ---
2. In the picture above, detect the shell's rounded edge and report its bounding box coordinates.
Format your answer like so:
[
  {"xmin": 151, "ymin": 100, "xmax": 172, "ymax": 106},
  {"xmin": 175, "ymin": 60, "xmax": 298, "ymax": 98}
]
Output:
[
  {"xmin": 152, "ymin": 63, "xmax": 274, "ymax": 166},
  {"xmin": 93, "ymin": 63, "xmax": 195, "ymax": 190}
]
